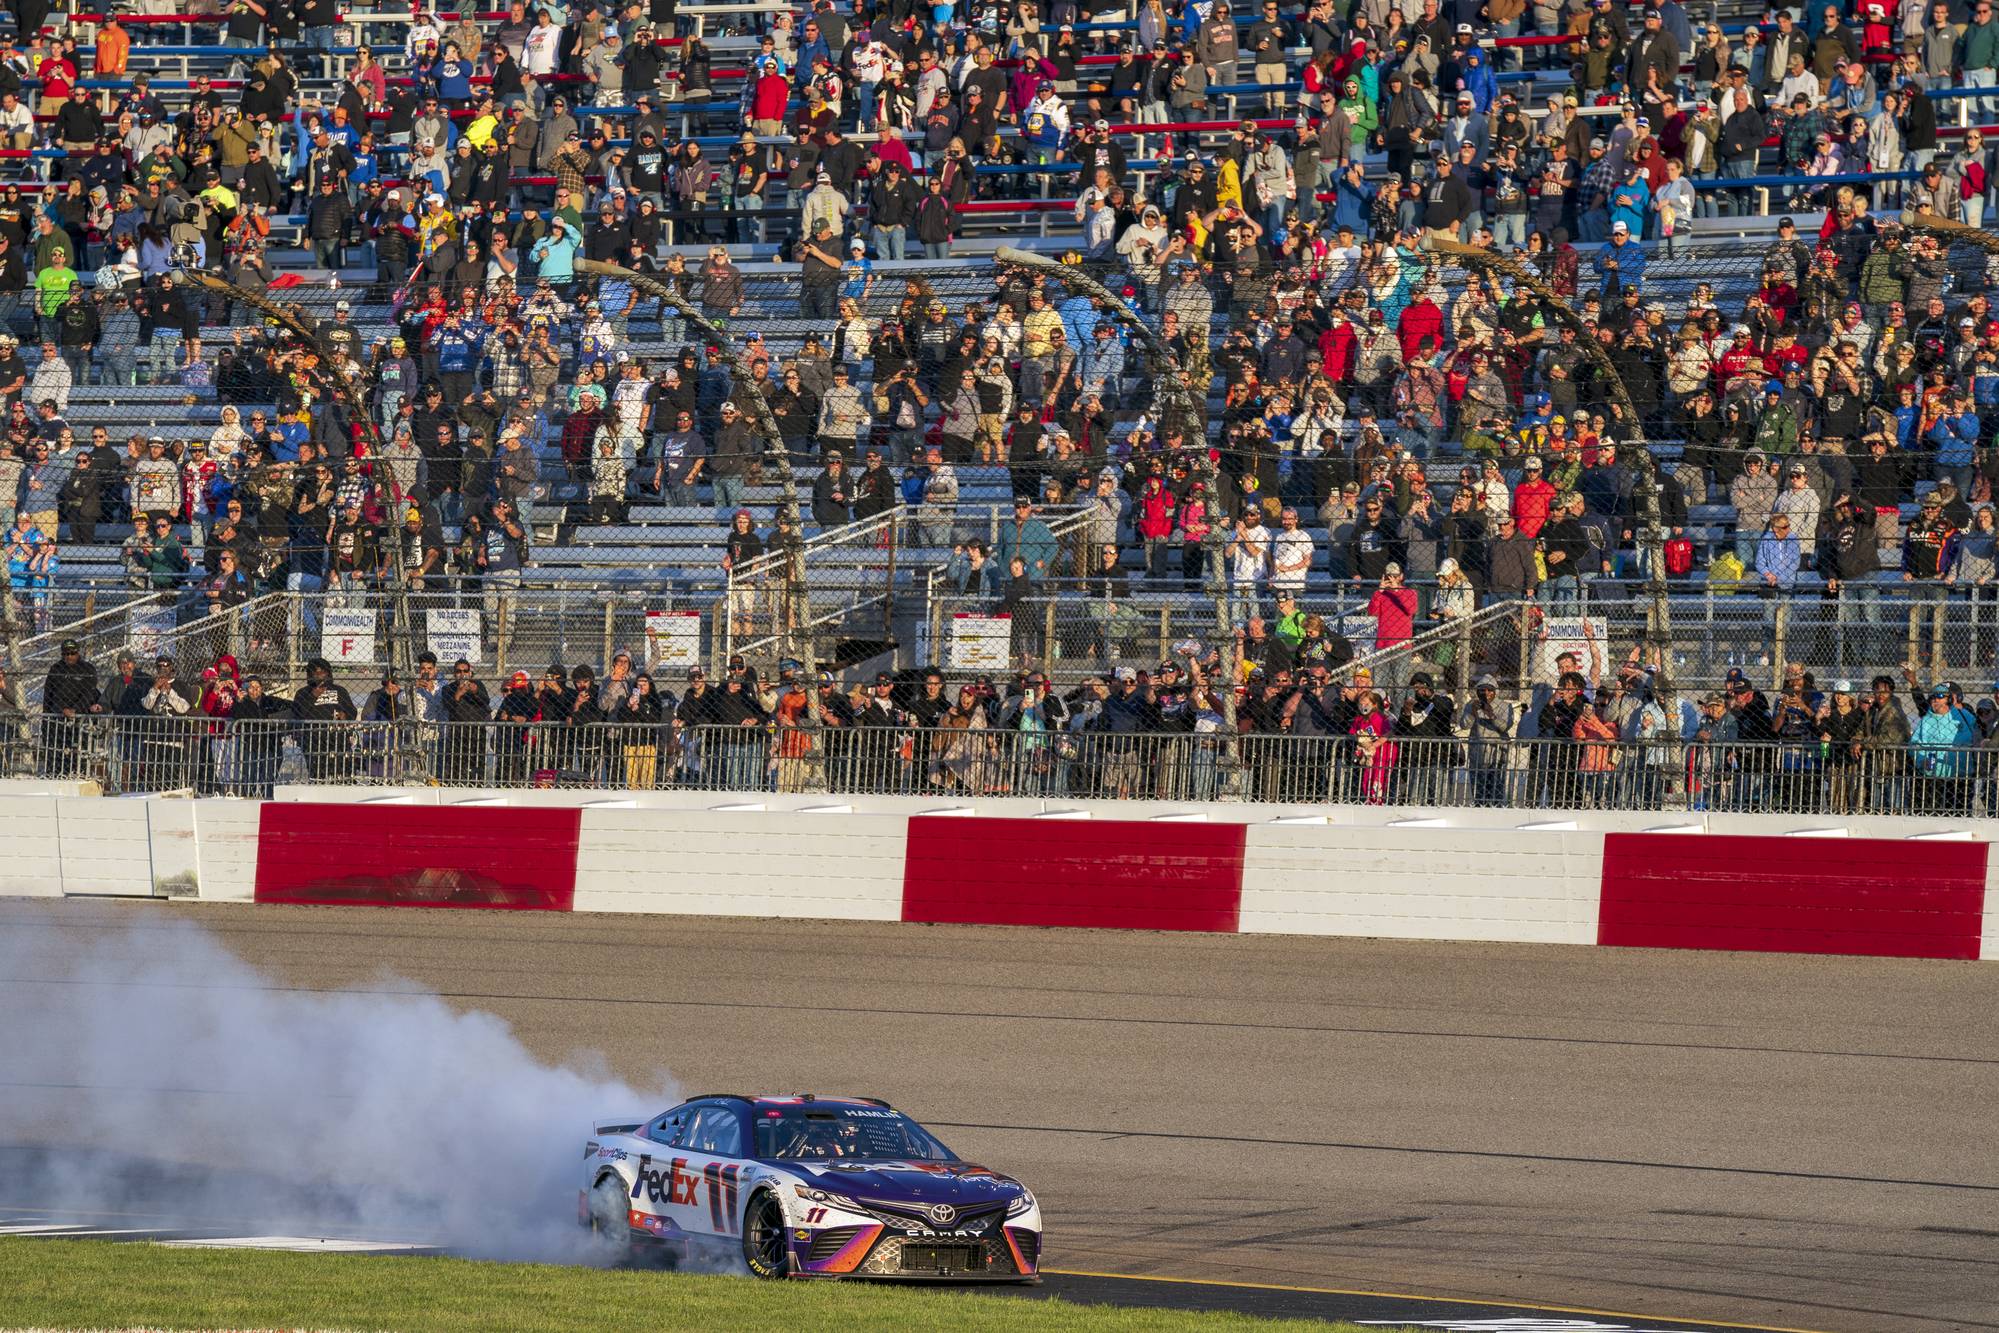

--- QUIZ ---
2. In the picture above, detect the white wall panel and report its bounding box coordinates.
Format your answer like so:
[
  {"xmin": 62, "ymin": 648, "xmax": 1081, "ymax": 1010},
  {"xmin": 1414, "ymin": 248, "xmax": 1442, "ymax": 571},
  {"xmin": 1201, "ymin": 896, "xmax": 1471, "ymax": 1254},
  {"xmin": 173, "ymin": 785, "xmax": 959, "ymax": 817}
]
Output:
[
  {"xmin": 1238, "ymin": 825, "xmax": 1605, "ymax": 945},
  {"xmin": 54, "ymin": 797, "xmax": 153, "ymax": 897},
  {"xmin": 573, "ymin": 808, "xmax": 908, "ymax": 920},
  {"xmin": 1985, "ymin": 850, "xmax": 1999, "ymax": 963},
  {"xmin": 0, "ymin": 794, "xmax": 62, "ymax": 896},
  {"xmin": 146, "ymin": 801, "xmax": 201, "ymax": 897},
  {"xmin": 192, "ymin": 800, "xmax": 265, "ymax": 902}
]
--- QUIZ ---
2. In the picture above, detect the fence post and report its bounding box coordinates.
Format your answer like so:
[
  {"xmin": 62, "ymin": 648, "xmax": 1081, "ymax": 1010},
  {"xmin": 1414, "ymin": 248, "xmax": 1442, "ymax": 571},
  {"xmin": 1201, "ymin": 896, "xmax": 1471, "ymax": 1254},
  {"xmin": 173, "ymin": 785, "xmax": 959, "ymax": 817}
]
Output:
[
  {"xmin": 1772, "ymin": 601, "xmax": 1787, "ymax": 692},
  {"xmin": 927, "ymin": 577, "xmax": 945, "ymax": 672},
  {"xmin": 881, "ymin": 509, "xmax": 900, "ymax": 648},
  {"xmin": 1931, "ymin": 597, "xmax": 1948, "ymax": 681},
  {"xmin": 1515, "ymin": 604, "xmax": 1533, "ymax": 705},
  {"xmin": 602, "ymin": 600, "xmax": 616, "ymax": 677},
  {"xmin": 722, "ymin": 565, "xmax": 738, "ymax": 669},
  {"xmin": 496, "ymin": 598, "xmax": 511, "ymax": 684},
  {"xmin": 1905, "ymin": 597, "xmax": 1921, "ymax": 679}
]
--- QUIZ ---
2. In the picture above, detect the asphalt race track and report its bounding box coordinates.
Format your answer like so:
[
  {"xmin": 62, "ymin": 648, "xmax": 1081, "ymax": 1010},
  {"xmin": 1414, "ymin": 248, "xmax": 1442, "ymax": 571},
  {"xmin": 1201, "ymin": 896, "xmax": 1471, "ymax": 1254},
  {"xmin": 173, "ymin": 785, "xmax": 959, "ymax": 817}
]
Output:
[{"xmin": 2, "ymin": 899, "xmax": 1996, "ymax": 1333}]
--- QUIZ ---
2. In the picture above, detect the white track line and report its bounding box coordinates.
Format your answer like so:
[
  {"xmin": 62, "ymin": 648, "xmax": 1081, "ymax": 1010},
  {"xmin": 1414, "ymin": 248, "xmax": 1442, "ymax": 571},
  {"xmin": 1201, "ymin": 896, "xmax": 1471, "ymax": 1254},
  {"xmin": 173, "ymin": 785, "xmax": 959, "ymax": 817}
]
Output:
[
  {"xmin": 0, "ymin": 1224, "xmax": 97, "ymax": 1234},
  {"xmin": 156, "ymin": 1236, "xmax": 435, "ymax": 1253}
]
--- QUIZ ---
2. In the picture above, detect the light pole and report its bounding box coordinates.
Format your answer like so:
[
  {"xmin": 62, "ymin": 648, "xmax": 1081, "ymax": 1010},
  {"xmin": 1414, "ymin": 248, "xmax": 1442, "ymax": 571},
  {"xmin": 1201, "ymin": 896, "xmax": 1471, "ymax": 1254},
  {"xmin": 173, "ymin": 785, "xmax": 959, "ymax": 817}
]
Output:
[
  {"xmin": 173, "ymin": 269, "xmax": 421, "ymax": 702},
  {"xmin": 991, "ymin": 246, "xmax": 1236, "ymax": 718},
  {"xmin": 1427, "ymin": 238, "xmax": 1674, "ymax": 706},
  {"xmin": 574, "ymin": 258, "xmax": 823, "ymax": 734}
]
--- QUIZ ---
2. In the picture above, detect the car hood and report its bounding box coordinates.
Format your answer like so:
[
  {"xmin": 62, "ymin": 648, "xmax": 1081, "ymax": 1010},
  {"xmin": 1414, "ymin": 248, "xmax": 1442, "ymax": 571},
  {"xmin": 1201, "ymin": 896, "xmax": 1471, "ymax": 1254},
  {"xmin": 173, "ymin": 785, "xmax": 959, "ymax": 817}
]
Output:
[{"xmin": 789, "ymin": 1159, "xmax": 1025, "ymax": 1207}]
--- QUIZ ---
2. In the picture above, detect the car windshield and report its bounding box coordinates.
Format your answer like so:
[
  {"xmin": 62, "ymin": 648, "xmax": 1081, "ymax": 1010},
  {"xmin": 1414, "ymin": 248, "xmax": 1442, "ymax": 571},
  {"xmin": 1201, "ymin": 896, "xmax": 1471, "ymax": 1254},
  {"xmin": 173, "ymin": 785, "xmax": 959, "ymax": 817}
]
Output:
[{"xmin": 754, "ymin": 1106, "xmax": 958, "ymax": 1162}]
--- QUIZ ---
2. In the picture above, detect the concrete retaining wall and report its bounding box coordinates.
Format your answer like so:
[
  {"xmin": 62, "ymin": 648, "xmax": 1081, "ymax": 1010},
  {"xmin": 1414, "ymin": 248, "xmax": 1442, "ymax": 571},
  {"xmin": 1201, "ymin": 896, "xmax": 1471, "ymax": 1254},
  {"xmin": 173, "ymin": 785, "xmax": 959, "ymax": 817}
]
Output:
[{"xmin": 4, "ymin": 782, "xmax": 1991, "ymax": 961}]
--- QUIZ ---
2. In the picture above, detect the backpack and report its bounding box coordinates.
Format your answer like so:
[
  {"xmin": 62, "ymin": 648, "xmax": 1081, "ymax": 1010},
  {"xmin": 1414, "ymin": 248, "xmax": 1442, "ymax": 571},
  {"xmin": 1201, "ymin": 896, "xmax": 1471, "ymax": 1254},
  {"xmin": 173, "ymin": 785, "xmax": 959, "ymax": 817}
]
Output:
[
  {"xmin": 1707, "ymin": 549, "xmax": 1745, "ymax": 591},
  {"xmin": 1663, "ymin": 536, "xmax": 1693, "ymax": 577}
]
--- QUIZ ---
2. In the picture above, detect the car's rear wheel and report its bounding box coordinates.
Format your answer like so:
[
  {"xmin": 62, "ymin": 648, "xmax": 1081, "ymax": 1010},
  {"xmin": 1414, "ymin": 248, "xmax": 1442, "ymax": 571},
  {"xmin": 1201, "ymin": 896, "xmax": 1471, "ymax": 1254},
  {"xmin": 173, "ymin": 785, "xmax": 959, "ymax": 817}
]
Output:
[
  {"xmin": 741, "ymin": 1189, "xmax": 790, "ymax": 1279},
  {"xmin": 589, "ymin": 1177, "xmax": 637, "ymax": 1266}
]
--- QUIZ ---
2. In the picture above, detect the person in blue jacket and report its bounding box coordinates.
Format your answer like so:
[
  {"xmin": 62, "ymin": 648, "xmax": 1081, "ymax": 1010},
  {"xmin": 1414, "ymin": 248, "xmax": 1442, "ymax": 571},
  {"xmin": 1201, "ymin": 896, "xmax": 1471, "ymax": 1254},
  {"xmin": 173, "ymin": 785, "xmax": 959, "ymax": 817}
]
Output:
[
  {"xmin": 1458, "ymin": 46, "xmax": 1497, "ymax": 113},
  {"xmin": 436, "ymin": 41, "xmax": 474, "ymax": 104},
  {"xmin": 1333, "ymin": 160, "xmax": 1376, "ymax": 233},
  {"xmin": 1911, "ymin": 682, "xmax": 1980, "ymax": 809},
  {"xmin": 1596, "ymin": 218, "xmax": 1647, "ymax": 295},
  {"xmin": 1926, "ymin": 388, "xmax": 1980, "ymax": 493},
  {"xmin": 995, "ymin": 496, "xmax": 1058, "ymax": 583},
  {"xmin": 529, "ymin": 217, "xmax": 578, "ymax": 285},
  {"xmin": 1609, "ymin": 163, "xmax": 1652, "ymax": 239},
  {"xmin": 433, "ymin": 310, "xmax": 482, "ymax": 402}
]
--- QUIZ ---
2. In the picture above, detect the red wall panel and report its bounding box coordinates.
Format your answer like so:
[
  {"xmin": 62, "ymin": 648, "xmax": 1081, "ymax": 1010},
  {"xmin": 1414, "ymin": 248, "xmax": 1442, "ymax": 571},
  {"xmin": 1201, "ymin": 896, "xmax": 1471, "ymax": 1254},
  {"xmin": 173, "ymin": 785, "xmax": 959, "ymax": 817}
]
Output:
[
  {"xmin": 902, "ymin": 816, "xmax": 1245, "ymax": 932},
  {"xmin": 254, "ymin": 803, "xmax": 581, "ymax": 911},
  {"xmin": 1598, "ymin": 833, "xmax": 1987, "ymax": 959}
]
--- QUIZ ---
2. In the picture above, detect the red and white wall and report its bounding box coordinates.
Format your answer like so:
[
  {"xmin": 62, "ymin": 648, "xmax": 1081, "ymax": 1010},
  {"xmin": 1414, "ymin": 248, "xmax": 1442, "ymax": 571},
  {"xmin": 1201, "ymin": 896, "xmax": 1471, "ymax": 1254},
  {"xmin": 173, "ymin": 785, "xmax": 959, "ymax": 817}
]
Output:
[{"xmin": 2, "ymin": 782, "xmax": 1994, "ymax": 963}]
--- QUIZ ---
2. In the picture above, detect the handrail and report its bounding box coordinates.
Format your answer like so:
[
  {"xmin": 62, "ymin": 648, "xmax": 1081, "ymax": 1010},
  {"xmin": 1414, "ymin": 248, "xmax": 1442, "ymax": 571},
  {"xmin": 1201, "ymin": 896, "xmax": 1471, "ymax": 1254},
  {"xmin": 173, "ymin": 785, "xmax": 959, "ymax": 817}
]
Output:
[{"xmin": 732, "ymin": 507, "xmax": 899, "ymax": 584}]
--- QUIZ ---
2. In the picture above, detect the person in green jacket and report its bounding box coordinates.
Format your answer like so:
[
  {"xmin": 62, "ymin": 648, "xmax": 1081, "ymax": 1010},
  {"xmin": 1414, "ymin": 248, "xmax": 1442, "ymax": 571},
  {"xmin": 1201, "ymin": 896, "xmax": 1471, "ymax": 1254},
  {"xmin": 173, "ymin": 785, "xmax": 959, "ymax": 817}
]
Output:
[
  {"xmin": 1963, "ymin": 8, "xmax": 1999, "ymax": 118},
  {"xmin": 34, "ymin": 251, "xmax": 75, "ymax": 344},
  {"xmin": 1337, "ymin": 79, "xmax": 1377, "ymax": 158},
  {"xmin": 1273, "ymin": 589, "xmax": 1309, "ymax": 646},
  {"xmin": 1753, "ymin": 381, "xmax": 1799, "ymax": 455},
  {"xmin": 1335, "ymin": 78, "xmax": 1383, "ymax": 154},
  {"xmin": 1856, "ymin": 234, "xmax": 1912, "ymax": 321}
]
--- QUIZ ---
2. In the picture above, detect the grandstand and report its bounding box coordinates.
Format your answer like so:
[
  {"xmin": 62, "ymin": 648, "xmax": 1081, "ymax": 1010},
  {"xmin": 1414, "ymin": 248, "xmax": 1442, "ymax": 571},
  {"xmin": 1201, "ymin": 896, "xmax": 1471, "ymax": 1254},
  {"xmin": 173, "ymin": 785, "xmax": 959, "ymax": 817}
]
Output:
[{"xmin": 0, "ymin": 0, "xmax": 1992, "ymax": 814}]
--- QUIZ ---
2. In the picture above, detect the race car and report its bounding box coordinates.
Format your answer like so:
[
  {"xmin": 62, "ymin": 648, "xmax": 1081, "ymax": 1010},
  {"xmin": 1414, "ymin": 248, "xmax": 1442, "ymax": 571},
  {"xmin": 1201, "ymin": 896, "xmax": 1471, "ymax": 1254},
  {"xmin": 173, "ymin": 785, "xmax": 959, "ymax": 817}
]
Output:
[{"xmin": 579, "ymin": 1093, "xmax": 1043, "ymax": 1281}]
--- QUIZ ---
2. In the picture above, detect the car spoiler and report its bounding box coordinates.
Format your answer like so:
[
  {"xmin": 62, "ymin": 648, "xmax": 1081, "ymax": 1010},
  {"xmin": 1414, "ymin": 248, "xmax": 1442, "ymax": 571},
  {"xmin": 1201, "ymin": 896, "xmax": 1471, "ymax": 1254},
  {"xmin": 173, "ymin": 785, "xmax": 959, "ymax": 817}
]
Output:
[{"xmin": 593, "ymin": 1120, "xmax": 643, "ymax": 1136}]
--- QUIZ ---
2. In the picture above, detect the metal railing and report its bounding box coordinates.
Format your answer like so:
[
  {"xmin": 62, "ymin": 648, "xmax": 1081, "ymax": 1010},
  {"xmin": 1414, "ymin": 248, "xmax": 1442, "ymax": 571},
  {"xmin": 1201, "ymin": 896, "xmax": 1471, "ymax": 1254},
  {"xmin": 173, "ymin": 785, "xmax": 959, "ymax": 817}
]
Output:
[
  {"xmin": 16, "ymin": 590, "xmax": 290, "ymax": 708},
  {"xmin": 16, "ymin": 715, "xmax": 1997, "ymax": 818},
  {"xmin": 724, "ymin": 508, "xmax": 901, "ymax": 671}
]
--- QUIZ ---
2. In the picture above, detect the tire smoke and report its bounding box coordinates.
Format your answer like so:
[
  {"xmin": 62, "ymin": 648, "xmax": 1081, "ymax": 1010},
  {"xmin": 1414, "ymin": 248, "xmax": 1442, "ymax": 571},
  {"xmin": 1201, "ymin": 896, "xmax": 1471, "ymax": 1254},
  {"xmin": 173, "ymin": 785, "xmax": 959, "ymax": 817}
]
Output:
[{"xmin": 0, "ymin": 906, "xmax": 677, "ymax": 1263}]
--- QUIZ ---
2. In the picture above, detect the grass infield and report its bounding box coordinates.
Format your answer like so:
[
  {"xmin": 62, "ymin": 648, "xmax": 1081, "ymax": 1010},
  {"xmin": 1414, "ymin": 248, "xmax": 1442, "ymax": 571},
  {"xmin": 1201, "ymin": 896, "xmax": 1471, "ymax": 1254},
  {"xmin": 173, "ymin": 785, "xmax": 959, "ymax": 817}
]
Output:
[{"xmin": 0, "ymin": 1236, "xmax": 1414, "ymax": 1331}]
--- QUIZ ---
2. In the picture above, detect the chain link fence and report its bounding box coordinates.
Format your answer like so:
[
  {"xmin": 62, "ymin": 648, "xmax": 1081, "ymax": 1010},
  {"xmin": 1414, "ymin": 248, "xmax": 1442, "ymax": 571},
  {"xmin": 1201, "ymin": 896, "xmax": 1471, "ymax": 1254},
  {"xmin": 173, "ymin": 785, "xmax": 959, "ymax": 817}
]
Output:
[{"xmin": 14, "ymin": 714, "xmax": 1994, "ymax": 820}]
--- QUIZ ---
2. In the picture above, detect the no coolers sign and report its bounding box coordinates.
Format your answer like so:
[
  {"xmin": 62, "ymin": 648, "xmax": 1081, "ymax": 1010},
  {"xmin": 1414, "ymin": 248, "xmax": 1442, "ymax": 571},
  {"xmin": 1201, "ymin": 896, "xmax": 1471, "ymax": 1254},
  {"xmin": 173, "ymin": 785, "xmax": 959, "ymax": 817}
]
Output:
[
  {"xmin": 427, "ymin": 609, "xmax": 483, "ymax": 664},
  {"xmin": 321, "ymin": 609, "xmax": 376, "ymax": 664}
]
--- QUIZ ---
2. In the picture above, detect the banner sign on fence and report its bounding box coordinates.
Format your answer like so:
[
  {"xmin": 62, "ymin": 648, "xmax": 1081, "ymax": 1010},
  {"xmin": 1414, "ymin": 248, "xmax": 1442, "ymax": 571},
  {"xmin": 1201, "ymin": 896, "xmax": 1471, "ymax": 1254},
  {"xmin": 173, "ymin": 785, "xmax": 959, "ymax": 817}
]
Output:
[
  {"xmin": 426, "ymin": 608, "xmax": 483, "ymax": 664},
  {"xmin": 322, "ymin": 609, "xmax": 377, "ymax": 664},
  {"xmin": 127, "ymin": 607, "xmax": 175, "ymax": 659},
  {"xmin": 1535, "ymin": 615, "xmax": 1610, "ymax": 681},
  {"xmin": 948, "ymin": 613, "xmax": 1011, "ymax": 671},
  {"xmin": 645, "ymin": 610, "xmax": 701, "ymax": 669}
]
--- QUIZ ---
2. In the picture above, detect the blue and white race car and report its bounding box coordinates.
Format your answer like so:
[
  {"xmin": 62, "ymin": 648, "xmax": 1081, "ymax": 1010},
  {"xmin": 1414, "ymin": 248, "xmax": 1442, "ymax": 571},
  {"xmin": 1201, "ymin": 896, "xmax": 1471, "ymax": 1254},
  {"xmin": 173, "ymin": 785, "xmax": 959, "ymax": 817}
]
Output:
[{"xmin": 579, "ymin": 1094, "xmax": 1043, "ymax": 1281}]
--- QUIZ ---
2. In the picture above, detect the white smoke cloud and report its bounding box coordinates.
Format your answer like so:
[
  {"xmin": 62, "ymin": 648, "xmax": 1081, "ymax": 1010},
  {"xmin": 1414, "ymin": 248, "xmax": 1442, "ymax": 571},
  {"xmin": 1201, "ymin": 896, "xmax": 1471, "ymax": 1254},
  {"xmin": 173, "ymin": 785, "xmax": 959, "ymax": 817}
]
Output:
[{"xmin": 0, "ymin": 906, "xmax": 678, "ymax": 1263}]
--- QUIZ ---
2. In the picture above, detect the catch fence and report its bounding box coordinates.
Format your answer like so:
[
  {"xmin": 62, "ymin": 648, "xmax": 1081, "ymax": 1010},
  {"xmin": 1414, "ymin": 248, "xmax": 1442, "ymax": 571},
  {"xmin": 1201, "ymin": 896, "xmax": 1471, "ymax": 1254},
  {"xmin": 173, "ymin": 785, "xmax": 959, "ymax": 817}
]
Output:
[
  {"xmin": 18, "ymin": 574, "xmax": 1996, "ymax": 721},
  {"xmin": 16, "ymin": 715, "xmax": 1994, "ymax": 820}
]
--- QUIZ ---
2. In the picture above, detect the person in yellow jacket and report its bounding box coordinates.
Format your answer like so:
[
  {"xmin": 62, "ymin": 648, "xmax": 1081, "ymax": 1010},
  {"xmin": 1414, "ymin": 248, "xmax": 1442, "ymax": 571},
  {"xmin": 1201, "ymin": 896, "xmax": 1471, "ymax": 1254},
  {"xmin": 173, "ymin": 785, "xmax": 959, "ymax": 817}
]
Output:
[
  {"xmin": 462, "ymin": 98, "xmax": 499, "ymax": 152},
  {"xmin": 199, "ymin": 180, "xmax": 240, "ymax": 216},
  {"xmin": 1214, "ymin": 152, "xmax": 1245, "ymax": 215},
  {"xmin": 417, "ymin": 192, "xmax": 458, "ymax": 262}
]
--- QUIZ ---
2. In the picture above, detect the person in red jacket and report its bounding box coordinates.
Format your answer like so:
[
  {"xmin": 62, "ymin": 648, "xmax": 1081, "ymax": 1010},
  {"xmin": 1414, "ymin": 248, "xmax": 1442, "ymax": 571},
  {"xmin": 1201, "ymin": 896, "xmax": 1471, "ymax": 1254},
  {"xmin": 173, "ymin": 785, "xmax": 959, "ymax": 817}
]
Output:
[
  {"xmin": 1318, "ymin": 308, "xmax": 1358, "ymax": 382},
  {"xmin": 1136, "ymin": 473, "xmax": 1178, "ymax": 579},
  {"xmin": 1176, "ymin": 481, "xmax": 1213, "ymax": 590},
  {"xmin": 1396, "ymin": 285, "xmax": 1445, "ymax": 364},
  {"xmin": 750, "ymin": 57, "xmax": 791, "ymax": 135},
  {"xmin": 1511, "ymin": 455, "xmax": 1558, "ymax": 537},
  {"xmin": 1713, "ymin": 323, "xmax": 1769, "ymax": 397}
]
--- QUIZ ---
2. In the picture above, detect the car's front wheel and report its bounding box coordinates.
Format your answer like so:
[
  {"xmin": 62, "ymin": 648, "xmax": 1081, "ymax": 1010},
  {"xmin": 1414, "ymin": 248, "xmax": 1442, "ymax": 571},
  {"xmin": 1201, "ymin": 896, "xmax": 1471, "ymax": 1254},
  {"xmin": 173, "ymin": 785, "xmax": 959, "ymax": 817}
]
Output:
[{"xmin": 740, "ymin": 1189, "xmax": 790, "ymax": 1279}]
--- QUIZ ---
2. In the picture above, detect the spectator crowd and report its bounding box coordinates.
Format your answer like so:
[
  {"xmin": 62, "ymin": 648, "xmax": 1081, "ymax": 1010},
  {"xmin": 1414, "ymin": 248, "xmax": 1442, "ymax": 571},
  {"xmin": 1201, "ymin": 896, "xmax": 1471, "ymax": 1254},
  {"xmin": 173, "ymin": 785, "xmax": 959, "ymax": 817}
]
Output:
[{"xmin": 0, "ymin": 0, "xmax": 1997, "ymax": 818}]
